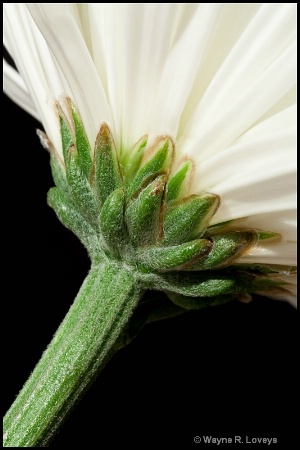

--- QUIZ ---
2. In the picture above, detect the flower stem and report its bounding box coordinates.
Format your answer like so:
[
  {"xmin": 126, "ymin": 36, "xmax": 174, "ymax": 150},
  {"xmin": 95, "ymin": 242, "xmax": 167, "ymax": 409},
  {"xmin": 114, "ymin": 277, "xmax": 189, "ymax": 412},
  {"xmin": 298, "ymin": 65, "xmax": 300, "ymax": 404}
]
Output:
[{"xmin": 3, "ymin": 262, "xmax": 142, "ymax": 447}]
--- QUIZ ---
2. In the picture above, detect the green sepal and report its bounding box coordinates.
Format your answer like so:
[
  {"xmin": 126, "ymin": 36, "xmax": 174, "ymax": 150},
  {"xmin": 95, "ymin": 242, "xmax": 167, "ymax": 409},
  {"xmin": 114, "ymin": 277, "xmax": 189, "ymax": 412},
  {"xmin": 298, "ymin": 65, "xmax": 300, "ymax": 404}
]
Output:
[
  {"xmin": 152, "ymin": 269, "xmax": 272, "ymax": 298},
  {"xmin": 186, "ymin": 230, "xmax": 258, "ymax": 270},
  {"xmin": 155, "ymin": 271, "xmax": 238, "ymax": 297},
  {"xmin": 166, "ymin": 160, "xmax": 193, "ymax": 203},
  {"xmin": 205, "ymin": 219, "xmax": 235, "ymax": 235},
  {"xmin": 70, "ymin": 102, "xmax": 92, "ymax": 178},
  {"xmin": 126, "ymin": 136, "xmax": 174, "ymax": 200},
  {"xmin": 59, "ymin": 114, "xmax": 74, "ymax": 164},
  {"xmin": 231, "ymin": 263, "xmax": 287, "ymax": 275},
  {"xmin": 163, "ymin": 193, "xmax": 220, "ymax": 245},
  {"xmin": 258, "ymin": 231, "xmax": 280, "ymax": 241},
  {"xmin": 165, "ymin": 291, "xmax": 217, "ymax": 310},
  {"xmin": 99, "ymin": 188, "xmax": 126, "ymax": 257},
  {"xmin": 121, "ymin": 135, "xmax": 148, "ymax": 185},
  {"xmin": 47, "ymin": 187, "xmax": 102, "ymax": 260},
  {"xmin": 250, "ymin": 277, "xmax": 286, "ymax": 292},
  {"xmin": 50, "ymin": 154, "xmax": 69, "ymax": 193},
  {"xmin": 210, "ymin": 295, "xmax": 238, "ymax": 307},
  {"xmin": 125, "ymin": 175, "xmax": 166, "ymax": 247},
  {"xmin": 136, "ymin": 239, "xmax": 212, "ymax": 272},
  {"xmin": 166, "ymin": 290, "xmax": 249, "ymax": 310},
  {"xmin": 94, "ymin": 123, "xmax": 123, "ymax": 209},
  {"xmin": 65, "ymin": 147, "xmax": 98, "ymax": 228}
]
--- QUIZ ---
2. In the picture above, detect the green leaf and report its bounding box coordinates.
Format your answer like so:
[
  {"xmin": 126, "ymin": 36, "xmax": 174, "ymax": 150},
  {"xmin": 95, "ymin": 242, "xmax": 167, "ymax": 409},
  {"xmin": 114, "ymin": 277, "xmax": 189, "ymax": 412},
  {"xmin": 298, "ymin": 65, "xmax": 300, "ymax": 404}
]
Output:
[
  {"xmin": 99, "ymin": 188, "xmax": 126, "ymax": 257},
  {"xmin": 163, "ymin": 193, "xmax": 220, "ymax": 245},
  {"xmin": 187, "ymin": 230, "xmax": 258, "ymax": 270},
  {"xmin": 65, "ymin": 147, "xmax": 98, "ymax": 228},
  {"xmin": 136, "ymin": 239, "xmax": 212, "ymax": 271},
  {"xmin": 94, "ymin": 123, "xmax": 123, "ymax": 209},
  {"xmin": 126, "ymin": 136, "xmax": 174, "ymax": 200},
  {"xmin": 166, "ymin": 160, "xmax": 193, "ymax": 203},
  {"xmin": 125, "ymin": 175, "xmax": 166, "ymax": 246},
  {"xmin": 71, "ymin": 102, "xmax": 92, "ymax": 178},
  {"xmin": 47, "ymin": 187, "xmax": 101, "ymax": 259}
]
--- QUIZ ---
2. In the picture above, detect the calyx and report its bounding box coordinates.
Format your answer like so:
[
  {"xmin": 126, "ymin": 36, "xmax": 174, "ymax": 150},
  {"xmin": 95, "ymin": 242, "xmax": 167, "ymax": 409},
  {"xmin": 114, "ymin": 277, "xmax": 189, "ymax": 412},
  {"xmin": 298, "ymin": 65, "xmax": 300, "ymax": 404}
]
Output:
[{"xmin": 46, "ymin": 99, "xmax": 283, "ymax": 309}]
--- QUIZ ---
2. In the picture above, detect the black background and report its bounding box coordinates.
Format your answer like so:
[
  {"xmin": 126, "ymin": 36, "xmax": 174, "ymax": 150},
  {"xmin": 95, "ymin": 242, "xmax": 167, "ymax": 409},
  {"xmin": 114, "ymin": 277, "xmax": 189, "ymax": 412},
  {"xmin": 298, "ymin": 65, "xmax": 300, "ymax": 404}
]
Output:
[{"xmin": 3, "ymin": 93, "xmax": 297, "ymax": 447}]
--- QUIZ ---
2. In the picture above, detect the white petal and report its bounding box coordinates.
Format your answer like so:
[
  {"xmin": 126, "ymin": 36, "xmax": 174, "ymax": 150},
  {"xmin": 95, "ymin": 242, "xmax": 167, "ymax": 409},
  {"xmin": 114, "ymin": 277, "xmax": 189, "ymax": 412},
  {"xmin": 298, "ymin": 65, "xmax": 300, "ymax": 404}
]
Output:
[
  {"xmin": 210, "ymin": 208, "xmax": 296, "ymax": 267},
  {"xmin": 154, "ymin": 4, "xmax": 260, "ymax": 140},
  {"xmin": 3, "ymin": 59, "xmax": 39, "ymax": 120},
  {"xmin": 181, "ymin": 40, "xmax": 295, "ymax": 162},
  {"xmin": 182, "ymin": 4, "xmax": 296, "ymax": 157},
  {"xmin": 4, "ymin": 3, "xmax": 65, "ymax": 154},
  {"xmin": 147, "ymin": 4, "xmax": 224, "ymax": 139},
  {"xmin": 27, "ymin": 3, "xmax": 111, "ymax": 149},
  {"xmin": 197, "ymin": 119, "xmax": 295, "ymax": 197},
  {"xmin": 242, "ymin": 241, "xmax": 296, "ymax": 266},
  {"xmin": 188, "ymin": 106, "xmax": 296, "ymax": 224},
  {"xmin": 238, "ymin": 209, "xmax": 296, "ymax": 243},
  {"xmin": 84, "ymin": 3, "xmax": 184, "ymax": 152}
]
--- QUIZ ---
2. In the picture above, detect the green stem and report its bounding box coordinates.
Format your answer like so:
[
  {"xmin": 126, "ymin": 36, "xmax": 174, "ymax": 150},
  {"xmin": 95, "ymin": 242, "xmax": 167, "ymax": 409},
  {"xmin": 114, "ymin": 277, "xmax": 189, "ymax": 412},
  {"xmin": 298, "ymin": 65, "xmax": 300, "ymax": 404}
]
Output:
[{"xmin": 3, "ymin": 262, "xmax": 142, "ymax": 447}]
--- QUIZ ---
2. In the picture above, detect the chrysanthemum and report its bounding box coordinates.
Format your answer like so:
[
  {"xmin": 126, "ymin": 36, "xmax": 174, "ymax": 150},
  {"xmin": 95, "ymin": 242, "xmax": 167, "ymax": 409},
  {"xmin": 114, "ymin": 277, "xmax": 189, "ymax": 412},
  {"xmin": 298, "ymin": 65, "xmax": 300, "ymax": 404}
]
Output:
[
  {"xmin": 4, "ymin": 3, "xmax": 296, "ymax": 305},
  {"xmin": 3, "ymin": 3, "xmax": 297, "ymax": 447}
]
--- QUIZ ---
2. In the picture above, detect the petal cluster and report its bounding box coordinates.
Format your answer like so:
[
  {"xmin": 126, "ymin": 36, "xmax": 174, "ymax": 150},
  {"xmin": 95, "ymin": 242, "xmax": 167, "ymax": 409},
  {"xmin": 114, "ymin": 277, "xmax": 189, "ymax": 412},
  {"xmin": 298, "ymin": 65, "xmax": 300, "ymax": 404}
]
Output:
[{"xmin": 3, "ymin": 4, "xmax": 296, "ymax": 305}]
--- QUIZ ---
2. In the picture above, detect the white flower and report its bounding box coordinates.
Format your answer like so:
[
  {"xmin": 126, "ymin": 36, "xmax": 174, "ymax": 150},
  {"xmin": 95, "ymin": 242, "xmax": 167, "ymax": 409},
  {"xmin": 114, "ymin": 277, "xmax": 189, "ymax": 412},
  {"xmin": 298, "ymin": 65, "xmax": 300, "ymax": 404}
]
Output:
[{"xmin": 3, "ymin": 3, "xmax": 297, "ymax": 306}]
